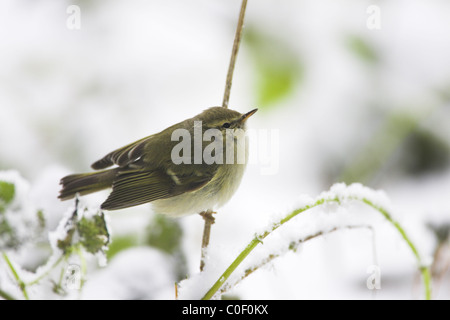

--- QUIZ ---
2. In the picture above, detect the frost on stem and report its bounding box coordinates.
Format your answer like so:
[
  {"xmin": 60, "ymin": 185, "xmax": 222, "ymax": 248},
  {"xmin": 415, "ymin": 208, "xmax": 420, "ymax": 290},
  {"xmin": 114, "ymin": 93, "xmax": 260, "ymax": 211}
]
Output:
[{"xmin": 196, "ymin": 183, "xmax": 431, "ymax": 300}]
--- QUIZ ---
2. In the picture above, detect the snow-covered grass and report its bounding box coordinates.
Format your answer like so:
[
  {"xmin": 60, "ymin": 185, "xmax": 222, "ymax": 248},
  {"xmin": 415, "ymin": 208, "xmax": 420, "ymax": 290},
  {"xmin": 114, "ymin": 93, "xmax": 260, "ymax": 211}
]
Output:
[
  {"xmin": 178, "ymin": 183, "xmax": 431, "ymax": 300},
  {"xmin": 0, "ymin": 176, "xmax": 433, "ymax": 300}
]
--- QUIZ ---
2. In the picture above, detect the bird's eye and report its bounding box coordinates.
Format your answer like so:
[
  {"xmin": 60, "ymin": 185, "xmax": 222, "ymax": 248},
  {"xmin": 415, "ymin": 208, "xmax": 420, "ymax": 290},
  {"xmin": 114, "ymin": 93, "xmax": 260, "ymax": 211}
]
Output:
[{"xmin": 222, "ymin": 122, "xmax": 231, "ymax": 129}]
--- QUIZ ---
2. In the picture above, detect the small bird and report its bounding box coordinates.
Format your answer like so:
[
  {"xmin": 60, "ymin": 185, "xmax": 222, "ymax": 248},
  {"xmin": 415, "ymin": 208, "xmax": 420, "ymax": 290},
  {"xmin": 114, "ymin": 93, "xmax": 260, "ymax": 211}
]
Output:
[{"xmin": 59, "ymin": 107, "xmax": 257, "ymax": 216}]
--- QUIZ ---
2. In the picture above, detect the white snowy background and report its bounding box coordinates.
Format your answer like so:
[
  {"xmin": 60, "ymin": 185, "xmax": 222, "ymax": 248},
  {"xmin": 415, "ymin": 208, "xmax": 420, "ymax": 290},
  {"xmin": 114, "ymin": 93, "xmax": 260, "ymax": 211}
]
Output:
[{"xmin": 0, "ymin": 0, "xmax": 449, "ymax": 300}]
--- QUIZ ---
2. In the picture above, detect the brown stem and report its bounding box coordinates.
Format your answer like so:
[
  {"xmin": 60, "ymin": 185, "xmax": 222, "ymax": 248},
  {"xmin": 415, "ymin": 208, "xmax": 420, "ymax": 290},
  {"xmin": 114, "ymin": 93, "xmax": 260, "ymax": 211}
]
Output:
[
  {"xmin": 200, "ymin": 0, "xmax": 249, "ymax": 272},
  {"xmin": 200, "ymin": 210, "xmax": 216, "ymax": 271},
  {"xmin": 222, "ymin": 0, "xmax": 248, "ymax": 109}
]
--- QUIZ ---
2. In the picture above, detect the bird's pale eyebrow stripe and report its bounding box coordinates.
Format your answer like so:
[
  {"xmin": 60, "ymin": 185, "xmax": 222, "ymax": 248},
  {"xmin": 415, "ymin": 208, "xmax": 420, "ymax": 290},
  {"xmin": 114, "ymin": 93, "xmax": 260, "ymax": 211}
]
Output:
[{"xmin": 167, "ymin": 168, "xmax": 182, "ymax": 185}]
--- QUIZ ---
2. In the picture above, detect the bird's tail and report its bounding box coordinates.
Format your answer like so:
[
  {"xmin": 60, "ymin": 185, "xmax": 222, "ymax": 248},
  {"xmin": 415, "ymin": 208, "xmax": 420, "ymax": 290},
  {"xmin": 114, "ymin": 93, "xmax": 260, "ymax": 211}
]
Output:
[{"xmin": 58, "ymin": 169, "xmax": 118, "ymax": 200}]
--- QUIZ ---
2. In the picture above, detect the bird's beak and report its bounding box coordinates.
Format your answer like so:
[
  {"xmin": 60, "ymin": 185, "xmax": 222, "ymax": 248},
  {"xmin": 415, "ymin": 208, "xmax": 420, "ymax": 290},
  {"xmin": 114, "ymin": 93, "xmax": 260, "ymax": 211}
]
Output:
[{"xmin": 240, "ymin": 108, "xmax": 258, "ymax": 123}]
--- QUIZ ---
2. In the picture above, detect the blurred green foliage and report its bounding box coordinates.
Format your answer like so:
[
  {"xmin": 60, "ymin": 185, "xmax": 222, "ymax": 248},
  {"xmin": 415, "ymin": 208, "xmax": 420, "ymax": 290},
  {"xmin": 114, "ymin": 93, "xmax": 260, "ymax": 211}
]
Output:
[
  {"xmin": 106, "ymin": 214, "xmax": 188, "ymax": 280},
  {"xmin": 346, "ymin": 35, "xmax": 379, "ymax": 64},
  {"xmin": 337, "ymin": 33, "xmax": 450, "ymax": 186},
  {"xmin": 57, "ymin": 225, "xmax": 76, "ymax": 254},
  {"xmin": 0, "ymin": 178, "xmax": 46, "ymax": 250},
  {"xmin": 0, "ymin": 181, "xmax": 18, "ymax": 248},
  {"xmin": 0, "ymin": 181, "xmax": 15, "ymax": 213},
  {"xmin": 146, "ymin": 214, "xmax": 183, "ymax": 254},
  {"xmin": 340, "ymin": 111, "xmax": 421, "ymax": 184},
  {"xmin": 107, "ymin": 235, "xmax": 137, "ymax": 260},
  {"xmin": 244, "ymin": 27, "xmax": 303, "ymax": 109},
  {"xmin": 339, "ymin": 109, "xmax": 450, "ymax": 185},
  {"xmin": 401, "ymin": 129, "xmax": 450, "ymax": 175},
  {"xmin": 0, "ymin": 219, "xmax": 17, "ymax": 249},
  {"xmin": 36, "ymin": 209, "xmax": 46, "ymax": 229},
  {"xmin": 428, "ymin": 222, "xmax": 450, "ymax": 245},
  {"xmin": 78, "ymin": 212, "xmax": 110, "ymax": 255},
  {"xmin": 146, "ymin": 214, "xmax": 187, "ymax": 280}
]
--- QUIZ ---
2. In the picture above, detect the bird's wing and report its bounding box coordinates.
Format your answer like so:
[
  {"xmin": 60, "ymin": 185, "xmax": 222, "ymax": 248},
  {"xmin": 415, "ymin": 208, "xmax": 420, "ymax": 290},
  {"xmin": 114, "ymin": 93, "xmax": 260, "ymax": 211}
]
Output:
[
  {"xmin": 91, "ymin": 135, "xmax": 153, "ymax": 170},
  {"xmin": 100, "ymin": 162, "xmax": 218, "ymax": 211}
]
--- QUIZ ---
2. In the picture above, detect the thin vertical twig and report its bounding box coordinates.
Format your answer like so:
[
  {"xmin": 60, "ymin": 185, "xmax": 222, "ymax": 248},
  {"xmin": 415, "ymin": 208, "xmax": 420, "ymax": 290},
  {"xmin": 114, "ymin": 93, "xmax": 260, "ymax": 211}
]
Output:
[
  {"xmin": 222, "ymin": 0, "xmax": 248, "ymax": 109},
  {"xmin": 200, "ymin": 0, "xmax": 249, "ymax": 272},
  {"xmin": 200, "ymin": 210, "xmax": 215, "ymax": 272}
]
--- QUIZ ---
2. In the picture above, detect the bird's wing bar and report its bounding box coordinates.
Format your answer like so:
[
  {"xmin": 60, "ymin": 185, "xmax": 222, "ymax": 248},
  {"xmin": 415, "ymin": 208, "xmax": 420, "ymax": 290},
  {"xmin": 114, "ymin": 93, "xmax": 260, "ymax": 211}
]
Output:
[{"xmin": 91, "ymin": 135, "xmax": 153, "ymax": 170}]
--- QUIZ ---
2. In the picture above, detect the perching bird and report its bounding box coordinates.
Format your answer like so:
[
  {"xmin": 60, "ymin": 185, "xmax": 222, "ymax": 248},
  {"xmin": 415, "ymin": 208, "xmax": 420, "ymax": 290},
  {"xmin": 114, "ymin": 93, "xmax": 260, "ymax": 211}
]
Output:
[{"xmin": 59, "ymin": 107, "xmax": 257, "ymax": 216}]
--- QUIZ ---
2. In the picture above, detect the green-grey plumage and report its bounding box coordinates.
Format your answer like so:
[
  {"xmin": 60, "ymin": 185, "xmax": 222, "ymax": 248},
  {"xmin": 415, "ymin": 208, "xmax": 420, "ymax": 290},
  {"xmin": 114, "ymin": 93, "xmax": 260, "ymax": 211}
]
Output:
[
  {"xmin": 59, "ymin": 169, "xmax": 118, "ymax": 200},
  {"xmin": 58, "ymin": 106, "xmax": 257, "ymax": 215}
]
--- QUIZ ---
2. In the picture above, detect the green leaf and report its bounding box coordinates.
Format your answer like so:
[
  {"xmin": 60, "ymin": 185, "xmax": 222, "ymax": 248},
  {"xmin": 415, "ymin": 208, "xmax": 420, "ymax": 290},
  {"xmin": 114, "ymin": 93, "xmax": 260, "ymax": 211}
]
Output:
[
  {"xmin": 244, "ymin": 27, "xmax": 303, "ymax": 109},
  {"xmin": 57, "ymin": 209, "xmax": 78, "ymax": 254},
  {"xmin": 0, "ymin": 180, "xmax": 18, "ymax": 248},
  {"xmin": 0, "ymin": 181, "xmax": 15, "ymax": 212},
  {"xmin": 77, "ymin": 211, "xmax": 110, "ymax": 255},
  {"xmin": 57, "ymin": 225, "xmax": 76, "ymax": 254},
  {"xmin": 256, "ymin": 63, "xmax": 299, "ymax": 108}
]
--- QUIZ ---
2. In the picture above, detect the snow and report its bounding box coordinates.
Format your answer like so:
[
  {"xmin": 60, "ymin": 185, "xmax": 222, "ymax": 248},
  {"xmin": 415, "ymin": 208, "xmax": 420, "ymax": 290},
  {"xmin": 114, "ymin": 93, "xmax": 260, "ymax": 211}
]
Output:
[
  {"xmin": 0, "ymin": 171, "xmax": 40, "ymax": 249},
  {"xmin": 176, "ymin": 183, "xmax": 401, "ymax": 300},
  {"xmin": 81, "ymin": 247, "xmax": 175, "ymax": 300},
  {"xmin": 0, "ymin": 169, "xmax": 112, "ymax": 299}
]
